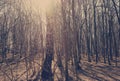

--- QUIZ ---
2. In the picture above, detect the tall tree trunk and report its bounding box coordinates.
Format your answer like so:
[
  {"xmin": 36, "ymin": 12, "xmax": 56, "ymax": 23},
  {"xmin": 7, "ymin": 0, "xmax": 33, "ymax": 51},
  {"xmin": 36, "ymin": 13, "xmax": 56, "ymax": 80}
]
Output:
[
  {"xmin": 93, "ymin": 0, "xmax": 98, "ymax": 63},
  {"xmin": 41, "ymin": 17, "xmax": 54, "ymax": 81}
]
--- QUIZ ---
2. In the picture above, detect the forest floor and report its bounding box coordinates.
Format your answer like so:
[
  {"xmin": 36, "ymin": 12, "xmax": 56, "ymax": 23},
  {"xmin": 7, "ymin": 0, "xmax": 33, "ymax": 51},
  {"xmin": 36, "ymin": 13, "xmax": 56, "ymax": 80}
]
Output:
[
  {"xmin": 53, "ymin": 55, "xmax": 120, "ymax": 81},
  {"xmin": 73, "ymin": 54, "xmax": 120, "ymax": 81},
  {"xmin": 78, "ymin": 60, "xmax": 120, "ymax": 81},
  {"xmin": 0, "ymin": 54, "xmax": 120, "ymax": 81}
]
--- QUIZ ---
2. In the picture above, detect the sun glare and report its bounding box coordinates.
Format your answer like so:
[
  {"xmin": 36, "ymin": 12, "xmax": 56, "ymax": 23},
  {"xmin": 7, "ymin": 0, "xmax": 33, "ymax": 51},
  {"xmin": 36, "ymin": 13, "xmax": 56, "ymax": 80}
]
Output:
[{"xmin": 29, "ymin": 0, "xmax": 56, "ymax": 13}]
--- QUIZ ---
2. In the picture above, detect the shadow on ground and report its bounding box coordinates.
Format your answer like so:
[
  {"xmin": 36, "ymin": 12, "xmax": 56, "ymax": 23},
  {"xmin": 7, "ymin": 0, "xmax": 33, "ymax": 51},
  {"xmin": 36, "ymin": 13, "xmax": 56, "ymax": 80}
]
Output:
[{"xmin": 78, "ymin": 61, "xmax": 120, "ymax": 81}]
